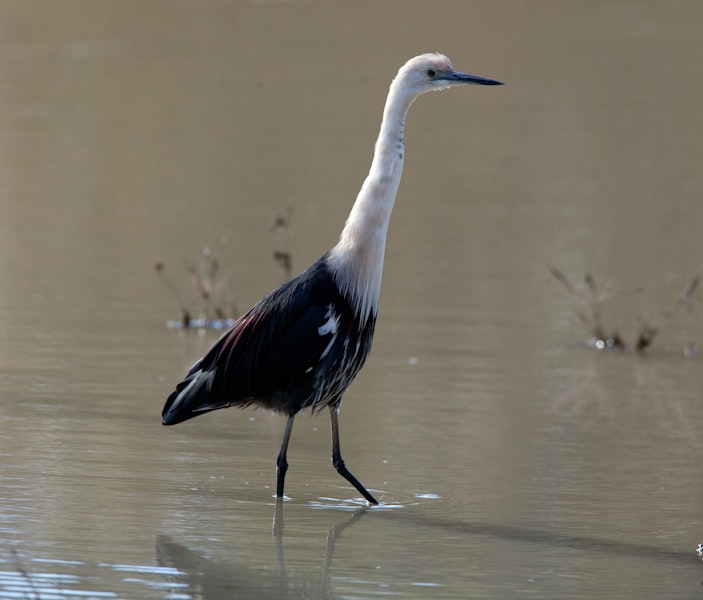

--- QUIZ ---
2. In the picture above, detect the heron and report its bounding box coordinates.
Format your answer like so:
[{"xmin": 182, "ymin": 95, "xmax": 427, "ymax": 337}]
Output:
[{"xmin": 162, "ymin": 53, "xmax": 503, "ymax": 505}]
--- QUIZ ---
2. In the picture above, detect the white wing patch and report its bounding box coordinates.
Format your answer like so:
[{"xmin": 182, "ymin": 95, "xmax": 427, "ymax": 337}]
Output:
[{"xmin": 318, "ymin": 304, "xmax": 340, "ymax": 360}]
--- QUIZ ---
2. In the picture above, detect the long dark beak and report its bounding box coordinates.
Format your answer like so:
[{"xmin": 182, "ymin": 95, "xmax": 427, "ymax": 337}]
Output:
[{"xmin": 443, "ymin": 71, "xmax": 503, "ymax": 86}]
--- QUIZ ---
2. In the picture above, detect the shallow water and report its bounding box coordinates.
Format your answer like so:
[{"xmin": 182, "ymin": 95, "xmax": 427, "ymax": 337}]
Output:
[{"xmin": 2, "ymin": 1, "xmax": 703, "ymax": 598}]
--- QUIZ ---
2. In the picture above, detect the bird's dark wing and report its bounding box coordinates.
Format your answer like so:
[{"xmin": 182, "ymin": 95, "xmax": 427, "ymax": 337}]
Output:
[
  {"xmin": 217, "ymin": 274, "xmax": 338, "ymax": 400},
  {"xmin": 163, "ymin": 256, "xmax": 347, "ymax": 423}
]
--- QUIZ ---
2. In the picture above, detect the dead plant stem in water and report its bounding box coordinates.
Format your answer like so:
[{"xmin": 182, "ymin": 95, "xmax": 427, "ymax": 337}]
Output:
[{"xmin": 550, "ymin": 266, "xmax": 702, "ymax": 354}]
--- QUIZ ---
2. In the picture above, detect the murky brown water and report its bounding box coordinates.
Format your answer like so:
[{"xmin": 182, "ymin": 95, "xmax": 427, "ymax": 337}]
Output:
[{"xmin": 2, "ymin": 1, "xmax": 703, "ymax": 598}]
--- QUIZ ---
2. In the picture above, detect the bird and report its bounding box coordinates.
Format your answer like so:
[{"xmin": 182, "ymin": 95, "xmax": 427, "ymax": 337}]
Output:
[{"xmin": 162, "ymin": 53, "xmax": 503, "ymax": 505}]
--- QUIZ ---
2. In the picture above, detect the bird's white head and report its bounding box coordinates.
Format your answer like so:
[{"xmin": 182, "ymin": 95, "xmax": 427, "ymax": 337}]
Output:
[{"xmin": 391, "ymin": 52, "xmax": 503, "ymax": 99}]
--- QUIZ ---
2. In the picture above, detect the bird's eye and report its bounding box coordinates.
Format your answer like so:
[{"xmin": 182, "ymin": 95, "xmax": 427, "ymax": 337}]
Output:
[{"xmin": 426, "ymin": 69, "xmax": 436, "ymax": 78}]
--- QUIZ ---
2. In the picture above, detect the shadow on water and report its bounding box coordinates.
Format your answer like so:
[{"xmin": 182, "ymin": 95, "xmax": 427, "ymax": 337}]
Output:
[
  {"xmin": 389, "ymin": 513, "xmax": 696, "ymax": 564},
  {"xmin": 155, "ymin": 500, "xmax": 370, "ymax": 600}
]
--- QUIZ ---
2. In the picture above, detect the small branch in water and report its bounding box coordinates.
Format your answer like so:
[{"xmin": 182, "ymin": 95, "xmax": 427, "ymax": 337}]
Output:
[
  {"xmin": 551, "ymin": 266, "xmax": 701, "ymax": 354},
  {"xmin": 154, "ymin": 261, "xmax": 192, "ymax": 327},
  {"xmin": 271, "ymin": 207, "xmax": 293, "ymax": 282},
  {"xmin": 156, "ymin": 212, "xmax": 296, "ymax": 329},
  {"xmin": 155, "ymin": 244, "xmax": 239, "ymax": 330},
  {"xmin": 550, "ymin": 267, "xmax": 623, "ymax": 349},
  {"xmin": 10, "ymin": 548, "xmax": 39, "ymax": 600},
  {"xmin": 634, "ymin": 268, "xmax": 703, "ymax": 351}
]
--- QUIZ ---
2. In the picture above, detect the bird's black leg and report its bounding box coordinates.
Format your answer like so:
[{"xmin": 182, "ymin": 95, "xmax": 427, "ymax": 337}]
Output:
[
  {"xmin": 329, "ymin": 405, "xmax": 378, "ymax": 505},
  {"xmin": 276, "ymin": 415, "xmax": 295, "ymax": 498}
]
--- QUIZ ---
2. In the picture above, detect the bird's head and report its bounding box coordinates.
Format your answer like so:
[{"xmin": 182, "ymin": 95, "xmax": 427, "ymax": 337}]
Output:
[{"xmin": 392, "ymin": 53, "xmax": 503, "ymax": 98}]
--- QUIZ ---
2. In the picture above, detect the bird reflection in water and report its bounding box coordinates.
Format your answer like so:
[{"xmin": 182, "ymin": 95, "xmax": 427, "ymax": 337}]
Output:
[{"xmin": 156, "ymin": 501, "xmax": 369, "ymax": 599}]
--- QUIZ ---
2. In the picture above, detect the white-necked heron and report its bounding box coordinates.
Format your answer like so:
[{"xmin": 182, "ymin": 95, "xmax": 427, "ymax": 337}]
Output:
[{"xmin": 163, "ymin": 53, "xmax": 503, "ymax": 505}]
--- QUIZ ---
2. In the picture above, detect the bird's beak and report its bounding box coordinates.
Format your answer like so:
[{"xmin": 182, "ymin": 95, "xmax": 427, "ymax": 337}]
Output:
[{"xmin": 443, "ymin": 71, "xmax": 503, "ymax": 86}]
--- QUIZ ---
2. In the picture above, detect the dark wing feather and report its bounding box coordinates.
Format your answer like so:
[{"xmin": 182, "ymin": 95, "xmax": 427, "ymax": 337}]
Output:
[
  {"xmin": 215, "ymin": 276, "xmax": 338, "ymax": 404},
  {"xmin": 162, "ymin": 257, "xmax": 343, "ymax": 424}
]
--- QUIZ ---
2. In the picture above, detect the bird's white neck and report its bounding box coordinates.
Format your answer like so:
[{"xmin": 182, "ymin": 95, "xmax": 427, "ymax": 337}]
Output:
[{"xmin": 328, "ymin": 79, "xmax": 418, "ymax": 325}]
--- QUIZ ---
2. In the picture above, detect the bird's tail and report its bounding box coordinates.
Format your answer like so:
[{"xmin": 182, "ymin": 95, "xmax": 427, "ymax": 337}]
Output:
[{"xmin": 162, "ymin": 366, "xmax": 227, "ymax": 425}]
